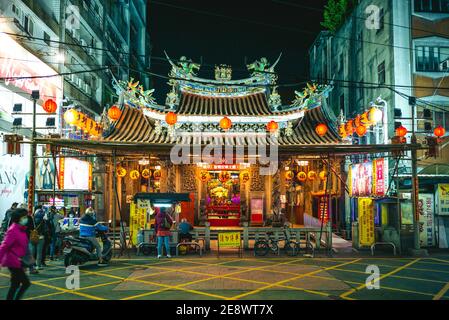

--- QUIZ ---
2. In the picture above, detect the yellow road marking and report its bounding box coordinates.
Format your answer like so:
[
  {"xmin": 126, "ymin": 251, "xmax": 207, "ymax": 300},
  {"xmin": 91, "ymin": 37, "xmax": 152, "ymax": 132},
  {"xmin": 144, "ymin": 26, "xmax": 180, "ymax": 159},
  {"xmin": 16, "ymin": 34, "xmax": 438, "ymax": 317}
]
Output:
[
  {"xmin": 339, "ymin": 258, "xmax": 420, "ymax": 299},
  {"xmin": 309, "ymin": 274, "xmax": 436, "ymax": 298},
  {"xmin": 121, "ymin": 257, "xmax": 306, "ymax": 300},
  {"xmin": 127, "ymin": 261, "xmax": 329, "ymax": 298},
  {"xmin": 0, "ymin": 272, "xmax": 105, "ymax": 300},
  {"xmin": 433, "ymin": 281, "xmax": 449, "ymax": 300},
  {"xmin": 228, "ymin": 258, "xmax": 362, "ymax": 300}
]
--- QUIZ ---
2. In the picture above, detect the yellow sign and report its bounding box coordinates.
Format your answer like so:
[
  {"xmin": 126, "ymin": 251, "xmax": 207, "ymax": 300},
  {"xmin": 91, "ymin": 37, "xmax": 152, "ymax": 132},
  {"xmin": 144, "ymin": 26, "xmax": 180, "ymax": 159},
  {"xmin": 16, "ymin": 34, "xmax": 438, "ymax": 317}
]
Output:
[
  {"xmin": 218, "ymin": 232, "xmax": 241, "ymax": 248},
  {"xmin": 129, "ymin": 201, "xmax": 148, "ymax": 245},
  {"xmin": 358, "ymin": 198, "xmax": 375, "ymax": 247}
]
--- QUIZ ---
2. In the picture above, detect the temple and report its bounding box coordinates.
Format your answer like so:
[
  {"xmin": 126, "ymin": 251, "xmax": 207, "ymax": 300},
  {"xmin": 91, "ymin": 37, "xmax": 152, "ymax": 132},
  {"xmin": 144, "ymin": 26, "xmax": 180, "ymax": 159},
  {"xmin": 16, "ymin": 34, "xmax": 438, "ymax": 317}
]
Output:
[{"xmin": 37, "ymin": 54, "xmax": 411, "ymax": 244}]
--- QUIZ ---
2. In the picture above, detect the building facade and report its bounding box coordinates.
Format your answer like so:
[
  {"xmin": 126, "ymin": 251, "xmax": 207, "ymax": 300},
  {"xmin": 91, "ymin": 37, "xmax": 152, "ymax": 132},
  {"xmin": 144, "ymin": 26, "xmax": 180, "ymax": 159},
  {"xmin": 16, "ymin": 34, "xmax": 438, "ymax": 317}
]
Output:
[
  {"xmin": 0, "ymin": 0, "xmax": 151, "ymax": 220},
  {"xmin": 309, "ymin": 0, "xmax": 449, "ymax": 248}
]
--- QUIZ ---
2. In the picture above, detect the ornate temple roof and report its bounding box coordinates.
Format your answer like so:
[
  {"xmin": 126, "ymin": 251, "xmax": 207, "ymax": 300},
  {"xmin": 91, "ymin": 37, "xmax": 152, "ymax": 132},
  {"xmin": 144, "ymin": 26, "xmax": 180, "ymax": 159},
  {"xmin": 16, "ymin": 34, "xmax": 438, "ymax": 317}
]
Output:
[{"xmin": 98, "ymin": 54, "xmax": 345, "ymax": 150}]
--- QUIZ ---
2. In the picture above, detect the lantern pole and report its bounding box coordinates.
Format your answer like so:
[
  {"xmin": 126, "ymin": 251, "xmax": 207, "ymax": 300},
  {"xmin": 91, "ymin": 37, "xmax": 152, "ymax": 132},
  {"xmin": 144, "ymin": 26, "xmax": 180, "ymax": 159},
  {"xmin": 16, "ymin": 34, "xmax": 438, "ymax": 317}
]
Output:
[{"xmin": 28, "ymin": 90, "xmax": 39, "ymax": 215}]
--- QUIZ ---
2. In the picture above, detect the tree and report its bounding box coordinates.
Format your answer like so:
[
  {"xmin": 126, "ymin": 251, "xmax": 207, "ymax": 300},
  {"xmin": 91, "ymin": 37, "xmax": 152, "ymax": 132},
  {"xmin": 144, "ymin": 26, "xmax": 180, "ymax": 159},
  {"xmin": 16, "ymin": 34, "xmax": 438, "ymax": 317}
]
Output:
[{"xmin": 321, "ymin": 0, "xmax": 357, "ymax": 33}]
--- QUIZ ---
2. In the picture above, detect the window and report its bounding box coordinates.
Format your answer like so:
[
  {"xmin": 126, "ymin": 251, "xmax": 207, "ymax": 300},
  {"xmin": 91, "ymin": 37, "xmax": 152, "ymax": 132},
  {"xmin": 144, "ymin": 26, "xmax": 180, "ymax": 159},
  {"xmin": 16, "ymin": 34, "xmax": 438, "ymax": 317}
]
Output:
[
  {"xmin": 24, "ymin": 16, "xmax": 34, "ymax": 35},
  {"xmin": 416, "ymin": 46, "xmax": 449, "ymax": 71},
  {"xmin": 377, "ymin": 8, "xmax": 384, "ymax": 33},
  {"xmin": 414, "ymin": 0, "xmax": 449, "ymax": 13},
  {"xmin": 43, "ymin": 32, "xmax": 50, "ymax": 45},
  {"xmin": 377, "ymin": 61, "xmax": 386, "ymax": 84}
]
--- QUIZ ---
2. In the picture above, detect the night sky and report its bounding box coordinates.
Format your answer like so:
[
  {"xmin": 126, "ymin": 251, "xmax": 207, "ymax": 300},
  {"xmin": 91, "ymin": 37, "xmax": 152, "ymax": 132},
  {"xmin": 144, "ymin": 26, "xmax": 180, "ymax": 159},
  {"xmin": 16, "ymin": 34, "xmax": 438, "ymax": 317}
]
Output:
[{"xmin": 148, "ymin": 0, "xmax": 327, "ymax": 103}]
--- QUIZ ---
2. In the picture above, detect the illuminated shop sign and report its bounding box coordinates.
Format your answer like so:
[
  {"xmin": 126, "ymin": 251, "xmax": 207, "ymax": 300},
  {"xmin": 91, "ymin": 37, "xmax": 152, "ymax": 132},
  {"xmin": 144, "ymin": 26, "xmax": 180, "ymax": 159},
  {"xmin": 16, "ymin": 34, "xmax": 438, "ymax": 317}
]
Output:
[
  {"xmin": 349, "ymin": 159, "xmax": 388, "ymax": 197},
  {"xmin": 0, "ymin": 33, "xmax": 62, "ymax": 102}
]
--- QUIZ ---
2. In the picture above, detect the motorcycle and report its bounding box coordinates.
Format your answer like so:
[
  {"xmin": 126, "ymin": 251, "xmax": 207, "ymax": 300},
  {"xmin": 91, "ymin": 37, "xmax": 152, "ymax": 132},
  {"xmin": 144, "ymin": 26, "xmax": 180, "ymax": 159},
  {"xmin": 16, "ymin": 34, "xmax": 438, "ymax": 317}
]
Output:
[{"xmin": 63, "ymin": 223, "xmax": 112, "ymax": 267}]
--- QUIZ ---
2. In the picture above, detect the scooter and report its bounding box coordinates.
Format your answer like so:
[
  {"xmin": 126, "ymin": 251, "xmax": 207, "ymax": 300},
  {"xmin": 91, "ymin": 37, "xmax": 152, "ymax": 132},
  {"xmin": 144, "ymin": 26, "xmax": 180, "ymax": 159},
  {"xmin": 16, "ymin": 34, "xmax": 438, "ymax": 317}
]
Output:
[{"xmin": 63, "ymin": 223, "xmax": 112, "ymax": 267}]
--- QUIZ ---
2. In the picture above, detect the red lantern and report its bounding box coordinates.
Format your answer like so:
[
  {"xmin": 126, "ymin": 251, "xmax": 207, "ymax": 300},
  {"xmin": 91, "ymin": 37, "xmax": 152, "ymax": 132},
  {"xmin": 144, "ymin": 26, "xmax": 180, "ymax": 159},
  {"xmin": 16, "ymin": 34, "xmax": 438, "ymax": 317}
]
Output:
[
  {"xmin": 266, "ymin": 120, "xmax": 278, "ymax": 133},
  {"xmin": 219, "ymin": 116, "xmax": 232, "ymax": 131},
  {"xmin": 355, "ymin": 125, "xmax": 367, "ymax": 137},
  {"xmin": 43, "ymin": 99, "xmax": 57, "ymax": 113},
  {"xmin": 315, "ymin": 123, "xmax": 328, "ymax": 136},
  {"xmin": 165, "ymin": 111, "xmax": 177, "ymax": 125},
  {"xmin": 396, "ymin": 125, "xmax": 407, "ymax": 137},
  {"xmin": 108, "ymin": 106, "xmax": 122, "ymax": 121},
  {"xmin": 434, "ymin": 125, "xmax": 446, "ymax": 138},
  {"xmin": 345, "ymin": 120, "xmax": 354, "ymax": 135}
]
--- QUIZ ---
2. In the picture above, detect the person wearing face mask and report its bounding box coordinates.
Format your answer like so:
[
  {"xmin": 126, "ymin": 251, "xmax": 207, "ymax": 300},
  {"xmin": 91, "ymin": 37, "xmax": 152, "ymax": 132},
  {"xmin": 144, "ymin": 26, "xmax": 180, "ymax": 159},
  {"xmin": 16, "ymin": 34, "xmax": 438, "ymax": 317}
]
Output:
[{"xmin": 0, "ymin": 209, "xmax": 32, "ymax": 300}]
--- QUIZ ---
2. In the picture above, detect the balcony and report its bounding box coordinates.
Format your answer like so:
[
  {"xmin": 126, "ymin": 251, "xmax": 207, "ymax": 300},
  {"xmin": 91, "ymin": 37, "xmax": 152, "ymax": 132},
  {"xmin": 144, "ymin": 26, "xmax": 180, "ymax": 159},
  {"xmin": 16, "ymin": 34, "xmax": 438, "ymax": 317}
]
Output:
[
  {"xmin": 21, "ymin": 0, "xmax": 59, "ymax": 34},
  {"xmin": 65, "ymin": 29, "xmax": 99, "ymax": 66},
  {"xmin": 69, "ymin": 0, "xmax": 104, "ymax": 37}
]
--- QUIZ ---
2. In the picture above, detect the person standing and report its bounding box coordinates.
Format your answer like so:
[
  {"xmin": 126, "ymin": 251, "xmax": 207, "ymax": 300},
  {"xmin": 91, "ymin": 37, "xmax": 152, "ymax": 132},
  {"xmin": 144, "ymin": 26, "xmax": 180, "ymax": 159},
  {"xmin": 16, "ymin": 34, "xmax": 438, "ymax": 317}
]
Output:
[
  {"xmin": 48, "ymin": 206, "xmax": 63, "ymax": 260},
  {"xmin": 0, "ymin": 209, "xmax": 31, "ymax": 300},
  {"xmin": 1, "ymin": 203, "xmax": 19, "ymax": 233},
  {"xmin": 32, "ymin": 206, "xmax": 47, "ymax": 270},
  {"xmin": 155, "ymin": 207, "xmax": 173, "ymax": 259}
]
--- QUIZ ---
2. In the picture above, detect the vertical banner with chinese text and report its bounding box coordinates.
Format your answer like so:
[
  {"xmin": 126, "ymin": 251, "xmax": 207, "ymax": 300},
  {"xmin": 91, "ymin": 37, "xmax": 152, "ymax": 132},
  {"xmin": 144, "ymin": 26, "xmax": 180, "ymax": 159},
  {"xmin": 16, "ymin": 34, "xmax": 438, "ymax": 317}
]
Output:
[{"xmin": 358, "ymin": 197, "xmax": 375, "ymax": 246}]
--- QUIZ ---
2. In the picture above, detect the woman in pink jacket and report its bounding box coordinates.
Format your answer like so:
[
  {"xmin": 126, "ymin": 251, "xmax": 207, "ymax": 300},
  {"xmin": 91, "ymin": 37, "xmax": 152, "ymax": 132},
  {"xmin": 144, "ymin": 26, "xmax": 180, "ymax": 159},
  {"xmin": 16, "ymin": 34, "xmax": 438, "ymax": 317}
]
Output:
[{"xmin": 0, "ymin": 209, "xmax": 31, "ymax": 300}]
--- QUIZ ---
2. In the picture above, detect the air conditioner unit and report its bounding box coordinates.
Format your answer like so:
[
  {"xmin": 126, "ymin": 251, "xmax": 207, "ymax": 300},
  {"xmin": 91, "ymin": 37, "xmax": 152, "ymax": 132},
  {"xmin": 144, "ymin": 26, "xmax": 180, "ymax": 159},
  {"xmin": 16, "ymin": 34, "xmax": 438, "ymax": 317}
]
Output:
[{"xmin": 440, "ymin": 59, "xmax": 449, "ymax": 71}]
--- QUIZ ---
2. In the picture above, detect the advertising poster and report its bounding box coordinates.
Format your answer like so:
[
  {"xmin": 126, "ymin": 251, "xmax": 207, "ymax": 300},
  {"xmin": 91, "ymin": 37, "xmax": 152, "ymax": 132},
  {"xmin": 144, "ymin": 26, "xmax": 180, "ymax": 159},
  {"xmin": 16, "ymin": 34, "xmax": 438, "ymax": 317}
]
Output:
[
  {"xmin": 57, "ymin": 158, "xmax": 92, "ymax": 191},
  {"xmin": 350, "ymin": 162, "xmax": 373, "ymax": 197},
  {"xmin": 437, "ymin": 184, "xmax": 449, "ymax": 216},
  {"xmin": 418, "ymin": 194, "xmax": 435, "ymax": 247},
  {"xmin": 0, "ymin": 143, "xmax": 29, "ymax": 220},
  {"xmin": 36, "ymin": 158, "xmax": 56, "ymax": 190},
  {"xmin": 401, "ymin": 201, "xmax": 413, "ymax": 225},
  {"xmin": 358, "ymin": 197, "xmax": 375, "ymax": 246}
]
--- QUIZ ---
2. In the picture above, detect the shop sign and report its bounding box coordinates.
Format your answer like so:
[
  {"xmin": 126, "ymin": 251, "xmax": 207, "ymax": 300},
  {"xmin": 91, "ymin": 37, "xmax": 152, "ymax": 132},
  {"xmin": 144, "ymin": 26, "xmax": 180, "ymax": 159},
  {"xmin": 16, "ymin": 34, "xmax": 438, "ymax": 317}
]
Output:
[
  {"xmin": 350, "ymin": 162, "xmax": 373, "ymax": 197},
  {"xmin": 218, "ymin": 232, "xmax": 241, "ymax": 248},
  {"xmin": 318, "ymin": 196, "xmax": 329, "ymax": 224},
  {"xmin": 437, "ymin": 184, "xmax": 449, "ymax": 216},
  {"xmin": 358, "ymin": 198, "xmax": 375, "ymax": 246},
  {"xmin": 129, "ymin": 201, "xmax": 148, "ymax": 245},
  {"xmin": 0, "ymin": 33, "xmax": 62, "ymax": 102},
  {"xmin": 373, "ymin": 158, "xmax": 387, "ymax": 196},
  {"xmin": 418, "ymin": 194, "xmax": 435, "ymax": 247}
]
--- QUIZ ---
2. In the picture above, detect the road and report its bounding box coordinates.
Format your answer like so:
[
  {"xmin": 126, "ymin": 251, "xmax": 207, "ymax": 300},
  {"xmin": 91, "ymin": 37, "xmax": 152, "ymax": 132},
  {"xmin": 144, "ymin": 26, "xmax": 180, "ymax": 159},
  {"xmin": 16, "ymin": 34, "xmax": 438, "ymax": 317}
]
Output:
[{"xmin": 1, "ymin": 255, "xmax": 449, "ymax": 300}]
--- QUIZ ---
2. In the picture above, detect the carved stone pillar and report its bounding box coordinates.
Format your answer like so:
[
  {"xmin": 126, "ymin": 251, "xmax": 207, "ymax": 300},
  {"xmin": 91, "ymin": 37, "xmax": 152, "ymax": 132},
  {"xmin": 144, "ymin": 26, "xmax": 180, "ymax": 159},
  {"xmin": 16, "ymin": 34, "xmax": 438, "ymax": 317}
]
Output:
[{"xmin": 166, "ymin": 161, "xmax": 176, "ymax": 193}]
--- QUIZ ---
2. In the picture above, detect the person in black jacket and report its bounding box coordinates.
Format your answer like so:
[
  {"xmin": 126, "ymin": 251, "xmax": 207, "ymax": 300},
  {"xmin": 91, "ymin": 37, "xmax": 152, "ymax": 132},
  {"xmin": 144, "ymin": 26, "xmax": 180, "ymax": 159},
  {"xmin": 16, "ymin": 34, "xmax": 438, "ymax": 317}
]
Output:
[{"xmin": 1, "ymin": 203, "xmax": 19, "ymax": 233}]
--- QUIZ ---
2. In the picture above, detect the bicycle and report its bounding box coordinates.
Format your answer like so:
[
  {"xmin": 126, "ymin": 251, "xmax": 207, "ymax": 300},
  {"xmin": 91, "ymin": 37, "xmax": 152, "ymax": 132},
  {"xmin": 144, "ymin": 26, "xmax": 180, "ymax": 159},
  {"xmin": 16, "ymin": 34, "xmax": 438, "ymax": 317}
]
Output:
[
  {"xmin": 254, "ymin": 228, "xmax": 300, "ymax": 256},
  {"xmin": 254, "ymin": 227, "xmax": 314, "ymax": 257}
]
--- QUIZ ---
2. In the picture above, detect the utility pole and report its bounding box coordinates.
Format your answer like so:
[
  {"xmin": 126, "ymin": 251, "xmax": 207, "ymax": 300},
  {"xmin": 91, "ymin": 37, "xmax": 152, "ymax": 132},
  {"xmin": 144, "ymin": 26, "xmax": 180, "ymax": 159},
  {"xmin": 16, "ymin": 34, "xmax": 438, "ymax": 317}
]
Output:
[
  {"xmin": 409, "ymin": 96, "xmax": 427, "ymax": 256},
  {"xmin": 28, "ymin": 90, "xmax": 39, "ymax": 215}
]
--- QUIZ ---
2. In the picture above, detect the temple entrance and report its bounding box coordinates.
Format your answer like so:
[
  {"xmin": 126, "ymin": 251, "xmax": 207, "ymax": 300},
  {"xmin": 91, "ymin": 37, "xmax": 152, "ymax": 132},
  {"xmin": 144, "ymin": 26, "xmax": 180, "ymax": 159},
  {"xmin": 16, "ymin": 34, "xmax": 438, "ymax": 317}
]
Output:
[{"xmin": 205, "ymin": 170, "xmax": 241, "ymax": 227}]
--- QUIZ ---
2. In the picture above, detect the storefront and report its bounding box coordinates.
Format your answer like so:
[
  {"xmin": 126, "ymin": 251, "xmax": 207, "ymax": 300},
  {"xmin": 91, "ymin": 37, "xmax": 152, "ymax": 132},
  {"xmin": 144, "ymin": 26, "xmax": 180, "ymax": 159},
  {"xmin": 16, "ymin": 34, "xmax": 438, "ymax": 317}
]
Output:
[{"xmin": 348, "ymin": 158, "xmax": 393, "ymax": 248}]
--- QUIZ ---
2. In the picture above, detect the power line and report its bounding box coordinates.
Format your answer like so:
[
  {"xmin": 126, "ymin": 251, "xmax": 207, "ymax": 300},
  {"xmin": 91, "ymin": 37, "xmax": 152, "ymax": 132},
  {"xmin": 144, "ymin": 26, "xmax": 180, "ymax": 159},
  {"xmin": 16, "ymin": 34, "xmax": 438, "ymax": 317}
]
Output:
[{"xmin": 0, "ymin": 66, "xmax": 110, "ymax": 81}]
